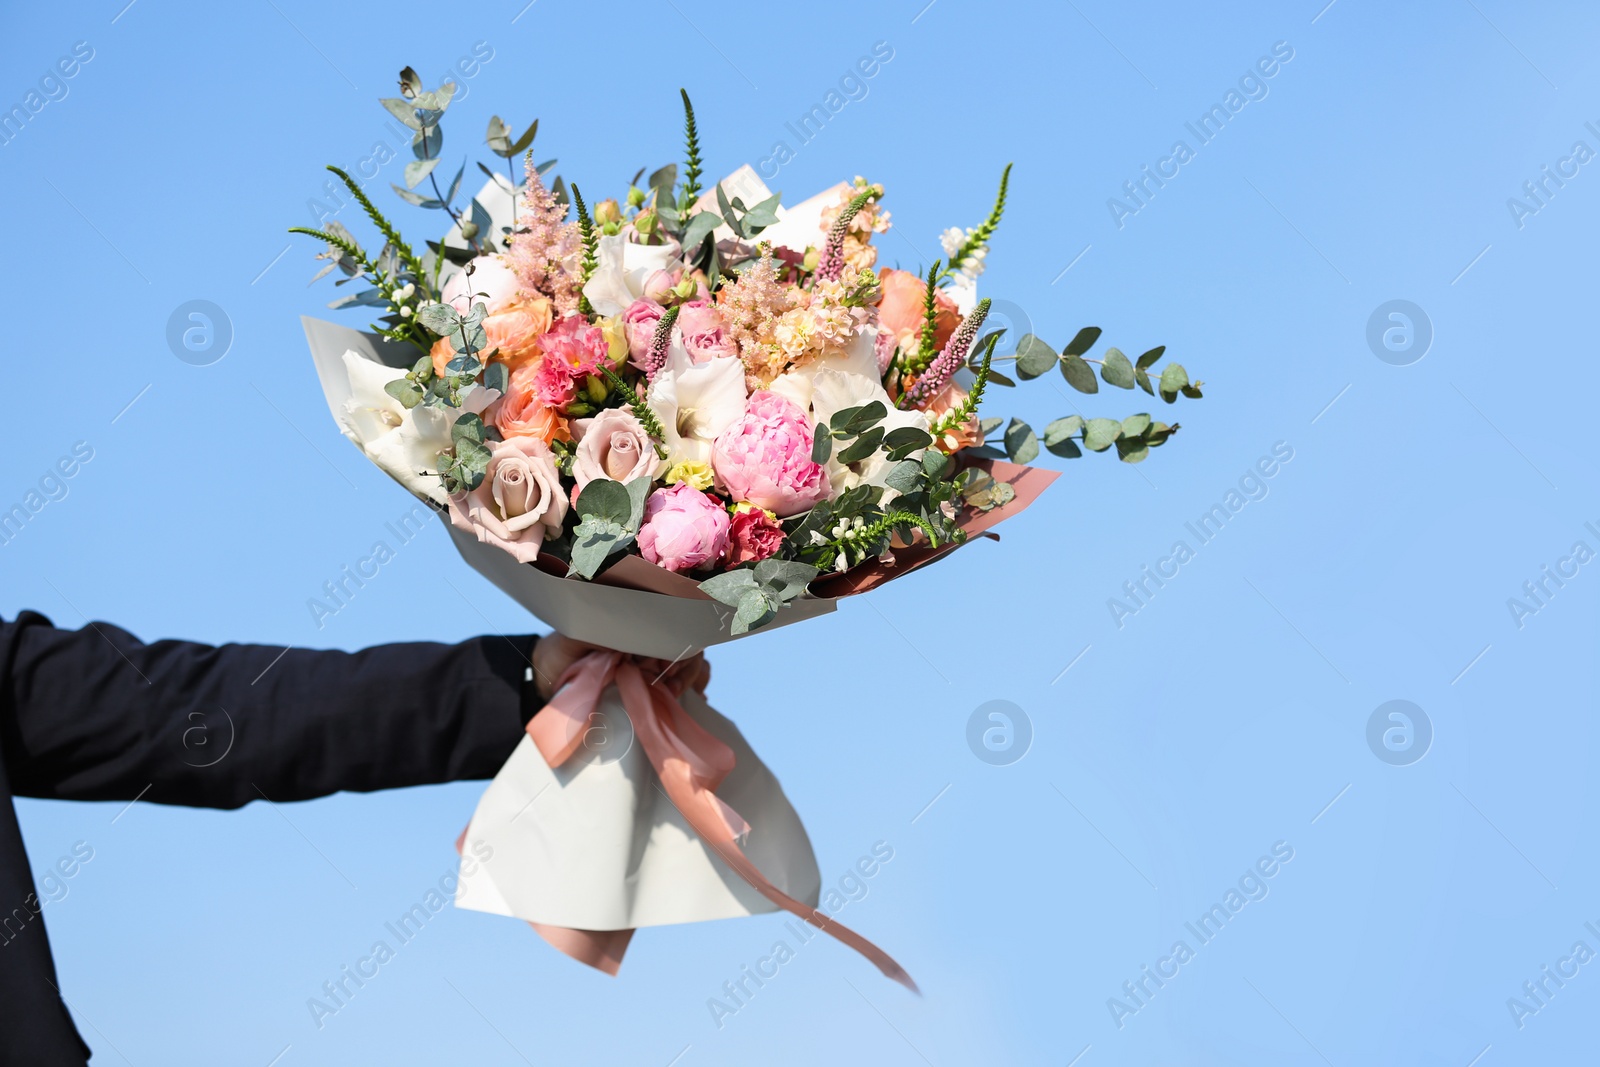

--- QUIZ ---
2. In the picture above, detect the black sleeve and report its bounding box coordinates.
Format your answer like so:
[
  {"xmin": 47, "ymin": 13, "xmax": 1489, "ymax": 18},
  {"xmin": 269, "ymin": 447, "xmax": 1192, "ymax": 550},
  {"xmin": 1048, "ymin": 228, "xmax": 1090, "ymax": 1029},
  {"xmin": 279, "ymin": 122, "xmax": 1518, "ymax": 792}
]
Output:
[{"xmin": 0, "ymin": 611, "xmax": 538, "ymax": 809}]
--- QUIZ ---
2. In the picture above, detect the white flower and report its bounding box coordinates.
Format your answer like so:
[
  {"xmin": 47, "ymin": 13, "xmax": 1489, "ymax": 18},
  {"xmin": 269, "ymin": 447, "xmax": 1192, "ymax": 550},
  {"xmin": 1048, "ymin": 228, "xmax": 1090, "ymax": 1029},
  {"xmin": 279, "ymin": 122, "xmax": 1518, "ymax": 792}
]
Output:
[
  {"xmin": 338, "ymin": 351, "xmax": 500, "ymax": 505},
  {"xmin": 939, "ymin": 226, "xmax": 967, "ymax": 257},
  {"xmin": 582, "ymin": 234, "xmax": 680, "ymax": 317},
  {"xmin": 646, "ymin": 349, "xmax": 748, "ymax": 466}
]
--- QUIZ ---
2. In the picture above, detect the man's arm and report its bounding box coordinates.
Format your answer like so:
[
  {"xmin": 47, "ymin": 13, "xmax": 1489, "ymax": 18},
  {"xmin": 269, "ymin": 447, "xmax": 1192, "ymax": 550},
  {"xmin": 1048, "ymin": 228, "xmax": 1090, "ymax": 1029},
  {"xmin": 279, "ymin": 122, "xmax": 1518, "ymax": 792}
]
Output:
[{"xmin": 0, "ymin": 611, "xmax": 540, "ymax": 808}]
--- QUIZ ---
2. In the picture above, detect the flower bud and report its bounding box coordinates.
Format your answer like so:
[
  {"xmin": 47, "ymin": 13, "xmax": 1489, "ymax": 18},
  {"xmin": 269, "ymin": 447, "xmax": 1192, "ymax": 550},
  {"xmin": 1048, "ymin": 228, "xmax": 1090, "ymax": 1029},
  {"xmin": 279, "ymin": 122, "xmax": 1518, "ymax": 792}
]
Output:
[
  {"xmin": 802, "ymin": 248, "xmax": 820, "ymax": 273},
  {"xmin": 594, "ymin": 198, "xmax": 622, "ymax": 226},
  {"xmin": 584, "ymin": 374, "xmax": 608, "ymax": 403},
  {"xmin": 626, "ymin": 185, "xmax": 647, "ymax": 209},
  {"xmin": 459, "ymin": 220, "xmax": 480, "ymax": 240}
]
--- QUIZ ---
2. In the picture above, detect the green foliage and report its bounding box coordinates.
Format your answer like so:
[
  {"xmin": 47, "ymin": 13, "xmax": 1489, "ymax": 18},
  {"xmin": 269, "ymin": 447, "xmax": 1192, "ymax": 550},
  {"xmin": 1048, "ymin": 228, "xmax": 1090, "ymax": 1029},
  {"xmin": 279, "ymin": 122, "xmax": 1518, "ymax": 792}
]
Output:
[
  {"xmin": 912, "ymin": 260, "xmax": 942, "ymax": 373},
  {"xmin": 942, "ymin": 162, "xmax": 1011, "ymax": 282},
  {"xmin": 570, "ymin": 183, "xmax": 599, "ymax": 315},
  {"xmin": 699, "ymin": 559, "xmax": 821, "ymax": 635},
  {"xmin": 567, "ymin": 478, "xmax": 652, "ymax": 579},
  {"xmin": 678, "ymin": 88, "xmax": 704, "ymax": 202}
]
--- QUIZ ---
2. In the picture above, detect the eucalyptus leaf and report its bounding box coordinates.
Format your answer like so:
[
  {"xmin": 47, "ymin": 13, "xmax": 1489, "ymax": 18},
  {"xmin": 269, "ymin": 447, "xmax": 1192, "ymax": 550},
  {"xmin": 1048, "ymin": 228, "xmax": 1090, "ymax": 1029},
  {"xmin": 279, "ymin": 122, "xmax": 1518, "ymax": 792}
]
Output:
[
  {"xmin": 405, "ymin": 158, "xmax": 441, "ymax": 190},
  {"xmin": 886, "ymin": 459, "xmax": 923, "ymax": 494},
  {"xmin": 1083, "ymin": 417, "xmax": 1121, "ymax": 452},
  {"xmin": 679, "ymin": 210, "xmax": 720, "ymax": 252},
  {"xmin": 699, "ymin": 568, "xmax": 758, "ymax": 608},
  {"xmin": 1063, "ymin": 326, "xmax": 1102, "ymax": 357},
  {"xmin": 1004, "ymin": 418, "xmax": 1039, "ymax": 463},
  {"xmin": 1101, "ymin": 348, "xmax": 1136, "ymax": 389},
  {"xmin": 1042, "ymin": 415, "xmax": 1083, "ymax": 445},
  {"xmin": 1060, "ymin": 352, "xmax": 1099, "ymax": 394},
  {"xmin": 732, "ymin": 590, "xmax": 777, "ymax": 635},
  {"xmin": 1115, "ymin": 436, "xmax": 1151, "ymax": 464},
  {"xmin": 1159, "ymin": 362, "xmax": 1189, "ymax": 401},
  {"xmin": 450, "ymin": 412, "xmax": 486, "ymax": 447},
  {"xmin": 811, "ymin": 430, "xmax": 832, "ymax": 465},
  {"xmin": 753, "ymin": 559, "xmax": 817, "ymax": 601},
  {"xmin": 384, "ymin": 378, "xmax": 424, "ymax": 409},
  {"xmin": 837, "ymin": 426, "xmax": 886, "ymax": 464},
  {"xmin": 1136, "ymin": 345, "xmax": 1166, "ymax": 369},
  {"xmin": 380, "ymin": 97, "xmax": 421, "ymax": 130},
  {"xmin": 574, "ymin": 478, "xmax": 633, "ymax": 526},
  {"xmin": 1121, "ymin": 413, "xmax": 1151, "ymax": 437},
  {"xmin": 391, "ymin": 184, "xmax": 443, "ymax": 209},
  {"xmin": 455, "ymin": 436, "xmax": 493, "ymax": 473},
  {"xmin": 1014, "ymin": 334, "xmax": 1058, "ymax": 379},
  {"xmin": 568, "ymin": 519, "xmax": 628, "ymax": 580}
]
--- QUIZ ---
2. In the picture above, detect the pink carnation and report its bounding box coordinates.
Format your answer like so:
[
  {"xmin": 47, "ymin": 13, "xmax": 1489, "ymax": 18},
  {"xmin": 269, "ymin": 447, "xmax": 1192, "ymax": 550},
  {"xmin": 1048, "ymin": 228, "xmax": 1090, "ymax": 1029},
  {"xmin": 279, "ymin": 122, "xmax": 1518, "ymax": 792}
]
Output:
[
  {"xmin": 726, "ymin": 505, "xmax": 784, "ymax": 566},
  {"xmin": 530, "ymin": 355, "xmax": 578, "ymax": 409},
  {"xmin": 712, "ymin": 391, "xmax": 831, "ymax": 518},
  {"xmin": 537, "ymin": 314, "xmax": 609, "ymax": 378},
  {"xmin": 638, "ymin": 483, "xmax": 731, "ymax": 573}
]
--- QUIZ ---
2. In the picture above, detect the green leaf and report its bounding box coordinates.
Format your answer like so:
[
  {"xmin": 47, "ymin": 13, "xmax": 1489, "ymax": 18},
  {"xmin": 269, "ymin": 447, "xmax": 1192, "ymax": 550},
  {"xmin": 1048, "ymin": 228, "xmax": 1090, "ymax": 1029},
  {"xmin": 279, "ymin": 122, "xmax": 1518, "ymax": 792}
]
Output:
[
  {"xmin": 1135, "ymin": 368, "xmax": 1154, "ymax": 396},
  {"xmin": 742, "ymin": 192, "xmax": 782, "ymax": 232},
  {"xmin": 384, "ymin": 378, "xmax": 424, "ymax": 409},
  {"xmin": 1121, "ymin": 413, "xmax": 1151, "ymax": 437},
  {"xmin": 1159, "ymin": 362, "xmax": 1189, "ymax": 402},
  {"xmin": 380, "ymin": 97, "xmax": 421, "ymax": 130},
  {"xmin": 679, "ymin": 210, "xmax": 720, "ymax": 252},
  {"xmin": 1046, "ymin": 436, "xmax": 1082, "ymax": 458},
  {"xmin": 1101, "ymin": 348, "xmax": 1136, "ymax": 389},
  {"xmin": 811, "ymin": 429, "xmax": 832, "ymax": 464},
  {"xmin": 482, "ymin": 362, "xmax": 508, "ymax": 395},
  {"xmin": 699, "ymin": 569, "xmax": 759, "ymax": 608},
  {"xmin": 1060, "ymin": 352, "xmax": 1099, "ymax": 394},
  {"xmin": 753, "ymin": 559, "xmax": 818, "ymax": 601},
  {"xmin": 404, "ymin": 158, "xmax": 441, "ymax": 189},
  {"xmin": 732, "ymin": 589, "xmax": 777, "ymax": 635},
  {"xmin": 1042, "ymin": 415, "xmax": 1083, "ymax": 445},
  {"xmin": 1063, "ymin": 326, "xmax": 1102, "ymax": 357},
  {"xmin": 1115, "ymin": 436, "xmax": 1151, "ymax": 464},
  {"xmin": 841, "ymin": 401, "xmax": 888, "ymax": 435},
  {"xmin": 1003, "ymin": 418, "xmax": 1039, "ymax": 463},
  {"xmin": 417, "ymin": 301, "xmax": 460, "ymax": 335},
  {"xmin": 1014, "ymin": 334, "xmax": 1058, "ymax": 380},
  {"xmin": 979, "ymin": 417, "xmax": 1004, "ymax": 437},
  {"xmin": 1083, "ymin": 417, "xmax": 1121, "ymax": 452},
  {"xmin": 455, "ymin": 436, "xmax": 493, "ymax": 474},
  {"xmin": 624, "ymin": 476, "xmax": 651, "ymax": 531},
  {"xmin": 886, "ymin": 459, "xmax": 922, "ymax": 494},
  {"xmin": 451, "ymin": 412, "xmax": 486, "ymax": 448},
  {"xmin": 1146, "ymin": 421, "xmax": 1175, "ymax": 446},
  {"xmin": 1136, "ymin": 345, "xmax": 1166, "ymax": 369},
  {"xmin": 883, "ymin": 426, "xmax": 931, "ymax": 458},
  {"xmin": 921, "ymin": 450, "xmax": 951, "ymax": 478},
  {"xmin": 837, "ymin": 426, "xmax": 886, "ymax": 464},
  {"xmin": 574, "ymin": 478, "xmax": 633, "ymax": 526},
  {"xmin": 648, "ymin": 164, "xmax": 677, "ymax": 199},
  {"xmin": 390, "ymin": 184, "xmax": 443, "ymax": 209},
  {"xmin": 1181, "ymin": 383, "xmax": 1204, "ymax": 399},
  {"xmin": 568, "ymin": 518, "xmax": 628, "ymax": 580}
]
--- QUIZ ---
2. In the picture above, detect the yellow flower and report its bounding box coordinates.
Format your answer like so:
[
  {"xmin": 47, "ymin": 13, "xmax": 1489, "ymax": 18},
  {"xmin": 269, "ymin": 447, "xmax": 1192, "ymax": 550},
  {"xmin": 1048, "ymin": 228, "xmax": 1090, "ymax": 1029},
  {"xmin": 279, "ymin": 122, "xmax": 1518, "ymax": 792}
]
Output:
[
  {"xmin": 664, "ymin": 460, "xmax": 714, "ymax": 490},
  {"xmin": 596, "ymin": 315, "xmax": 630, "ymax": 366}
]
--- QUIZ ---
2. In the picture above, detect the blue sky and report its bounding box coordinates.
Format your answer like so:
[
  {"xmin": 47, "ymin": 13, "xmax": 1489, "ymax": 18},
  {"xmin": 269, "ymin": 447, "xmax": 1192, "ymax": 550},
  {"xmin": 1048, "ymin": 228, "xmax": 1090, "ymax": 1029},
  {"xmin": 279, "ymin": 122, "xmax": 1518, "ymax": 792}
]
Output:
[{"xmin": 3, "ymin": 0, "xmax": 1598, "ymax": 1063}]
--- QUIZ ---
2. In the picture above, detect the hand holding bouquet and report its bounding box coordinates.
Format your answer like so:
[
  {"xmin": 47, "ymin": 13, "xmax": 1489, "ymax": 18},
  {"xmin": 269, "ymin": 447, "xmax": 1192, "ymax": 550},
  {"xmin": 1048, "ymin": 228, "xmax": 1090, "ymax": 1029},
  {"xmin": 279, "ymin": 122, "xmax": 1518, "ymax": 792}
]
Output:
[{"xmin": 294, "ymin": 68, "xmax": 1205, "ymax": 988}]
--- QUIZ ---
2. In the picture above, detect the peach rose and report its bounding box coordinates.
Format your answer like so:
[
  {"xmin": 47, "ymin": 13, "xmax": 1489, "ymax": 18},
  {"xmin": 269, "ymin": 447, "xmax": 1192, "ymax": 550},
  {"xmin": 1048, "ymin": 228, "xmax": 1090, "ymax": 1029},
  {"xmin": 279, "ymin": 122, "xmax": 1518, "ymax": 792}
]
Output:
[
  {"xmin": 571, "ymin": 407, "xmax": 658, "ymax": 495},
  {"xmin": 487, "ymin": 360, "xmax": 568, "ymax": 444},
  {"xmin": 876, "ymin": 267, "xmax": 959, "ymax": 355},
  {"xmin": 447, "ymin": 436, "xmax": 568, "ymax": 564},
  {"xmin": 925, "ymin": 383, "xmax": 981, "ymax": 452},
  {"xmin": 430, "ymin": 297, "xmax": 554, "ymax": 376}
]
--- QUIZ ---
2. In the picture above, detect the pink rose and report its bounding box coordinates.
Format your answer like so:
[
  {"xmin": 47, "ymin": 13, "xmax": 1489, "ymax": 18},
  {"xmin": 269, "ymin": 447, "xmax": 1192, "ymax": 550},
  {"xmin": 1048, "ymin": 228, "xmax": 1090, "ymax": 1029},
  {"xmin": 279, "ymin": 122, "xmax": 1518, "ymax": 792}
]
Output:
[
  {"xmin": 642, "ymin": 269, "xmax": 679, "ymax": 304},
  {"xmin": 676, "ymin": 300, "xmax": 738, "ymax": 363},
  {"xmin": 448, "ymin": 437, "xmax": 569, "ymax": 564},
  {"xmin": 622, "ymin": 298, "xmax": 665, "ymax": 368},
  {"xmin": 638, "ymin": 483, "xmax": 730, "ymax": 573},
  {"xmin": 571, "ymin": 408, "xmax": 658, "ymax": 497},
  {"xmin": 712, "ymin": 391, "xmax": 831, "ymax": 518},
  {"xmin": 442, "ymin": 255, "xmax": 522, "ymax": 315},
  {"xmin": 726, "ymin": 504, "xmax": 784, "ymax": 566}
]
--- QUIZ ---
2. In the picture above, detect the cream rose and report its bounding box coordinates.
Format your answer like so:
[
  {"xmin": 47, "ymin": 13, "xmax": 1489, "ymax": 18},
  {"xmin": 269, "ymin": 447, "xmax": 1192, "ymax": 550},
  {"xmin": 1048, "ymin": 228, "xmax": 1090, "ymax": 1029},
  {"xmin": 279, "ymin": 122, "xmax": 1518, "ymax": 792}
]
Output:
[
  {"xmin": 570, "ymin": 408, "xmax": 659, "ymax": 495},
  {"xmin": 447, "ymin": 437, "xmax": 568, "ymax": 563}
]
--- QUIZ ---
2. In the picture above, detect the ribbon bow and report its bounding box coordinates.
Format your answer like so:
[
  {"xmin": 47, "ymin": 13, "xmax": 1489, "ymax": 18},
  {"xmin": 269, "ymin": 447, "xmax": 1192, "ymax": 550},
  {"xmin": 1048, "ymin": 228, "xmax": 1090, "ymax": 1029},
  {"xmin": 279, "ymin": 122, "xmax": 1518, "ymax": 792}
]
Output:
[{"xmin": 518, "ymin": 648, "xmax": 919, "ymax": 992}]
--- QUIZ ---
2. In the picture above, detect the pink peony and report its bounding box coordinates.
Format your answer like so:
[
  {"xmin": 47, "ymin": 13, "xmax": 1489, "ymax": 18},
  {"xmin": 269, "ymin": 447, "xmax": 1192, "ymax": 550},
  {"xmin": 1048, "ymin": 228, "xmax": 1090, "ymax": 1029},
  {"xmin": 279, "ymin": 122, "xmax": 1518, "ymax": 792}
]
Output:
[
  {"xmin": 447, "ymin": 437, "xmax": 568, "ymax": 564},
  {"xmin": 537, "ymin": 314, "xmax": 609, "ymax": 378},
  {"xmin": 712, "ymin": 391, "xmax": 831, "ymax": 518},
  {"xmin": 638, "ymin": 482, "xmax": 730, "ymax": 573},
  {"xmin": 622, "ymin": 298, "xmax": 665, "ymax": 369},
  {"xmin": 726, "ymin": 504, "xmax": 784, "ymax": 566}
]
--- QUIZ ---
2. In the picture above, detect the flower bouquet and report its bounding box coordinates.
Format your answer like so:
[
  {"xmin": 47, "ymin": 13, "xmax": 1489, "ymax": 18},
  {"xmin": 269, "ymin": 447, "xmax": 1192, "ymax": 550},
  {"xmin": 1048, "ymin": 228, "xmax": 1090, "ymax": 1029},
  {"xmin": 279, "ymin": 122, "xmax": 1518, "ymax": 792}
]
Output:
[{"xmin": 295, "ymin": 69, "xmax": 1203, "ymax": 990}]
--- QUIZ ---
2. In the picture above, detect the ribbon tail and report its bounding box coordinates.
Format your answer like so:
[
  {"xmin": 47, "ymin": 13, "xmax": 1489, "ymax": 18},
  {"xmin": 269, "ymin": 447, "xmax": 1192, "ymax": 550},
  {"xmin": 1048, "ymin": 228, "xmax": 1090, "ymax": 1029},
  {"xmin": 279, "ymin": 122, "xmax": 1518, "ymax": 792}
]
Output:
[
  {"xmin": 529, "ymin": 924, "xmax": 635, "ymax": 977},
  {"xmin": 615, "ymin": 669, "xmax": 920, "ymax": 994}
]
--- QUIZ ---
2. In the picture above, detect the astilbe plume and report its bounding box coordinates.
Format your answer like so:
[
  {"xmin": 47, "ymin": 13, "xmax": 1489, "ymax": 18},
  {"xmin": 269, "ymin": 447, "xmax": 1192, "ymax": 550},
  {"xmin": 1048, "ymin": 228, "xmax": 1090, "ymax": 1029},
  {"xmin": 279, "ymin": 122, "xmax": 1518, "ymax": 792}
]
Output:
[
  {"xmin": 900, "ymin": 298, "xmax": 991, "ymax": 409},
  {"xmin": 506, "ymin": 154, "xmax": 582, "ymax": 315},
  {"xmin": 716, "ymin": 249, "xmax": 792, "ymax": 388}
]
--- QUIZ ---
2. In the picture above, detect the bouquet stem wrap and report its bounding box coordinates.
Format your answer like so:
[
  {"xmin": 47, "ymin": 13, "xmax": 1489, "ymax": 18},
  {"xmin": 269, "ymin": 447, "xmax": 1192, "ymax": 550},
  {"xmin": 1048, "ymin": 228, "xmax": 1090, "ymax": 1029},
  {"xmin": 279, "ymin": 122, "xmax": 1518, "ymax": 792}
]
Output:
[{"xmin": 516, "ymin": 649, "xmax": 918, "ymax": 992}]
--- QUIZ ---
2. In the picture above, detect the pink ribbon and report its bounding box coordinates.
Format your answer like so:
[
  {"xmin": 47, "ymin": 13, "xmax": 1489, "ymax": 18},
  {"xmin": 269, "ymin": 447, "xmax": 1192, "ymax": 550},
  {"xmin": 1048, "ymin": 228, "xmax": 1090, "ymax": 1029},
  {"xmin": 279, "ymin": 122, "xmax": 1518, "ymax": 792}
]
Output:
[{"xmin": 498, "ymin": 648, "xmax": 919, "ymax": 992}]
